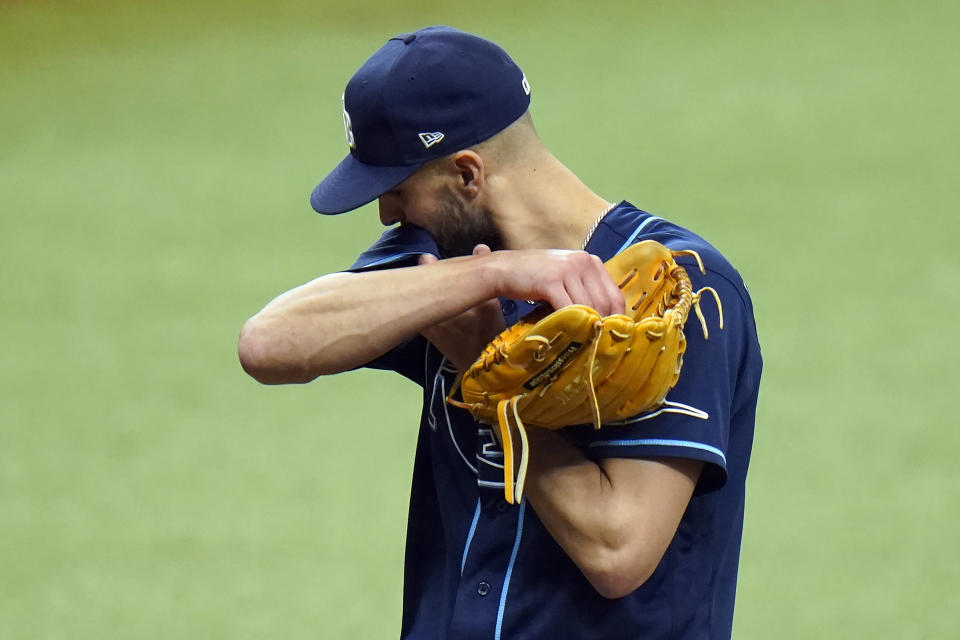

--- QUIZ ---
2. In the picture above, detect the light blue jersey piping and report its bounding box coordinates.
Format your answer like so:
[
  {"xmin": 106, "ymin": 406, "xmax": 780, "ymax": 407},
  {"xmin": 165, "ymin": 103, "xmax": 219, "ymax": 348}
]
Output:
[
  {"xmin": 587, "ymin": 438, "xmax": 726, "ymax": 464},
  {"xmin": 494, "ymin": 501, "xmax": 526, "ymax": 640},
  {"xmin": 615, "ymin": 215, "xmax": 663, "ymax": 254},
  {"xmin": 460, "ymin": 498, "xmax": 482, "ymax": 574}
]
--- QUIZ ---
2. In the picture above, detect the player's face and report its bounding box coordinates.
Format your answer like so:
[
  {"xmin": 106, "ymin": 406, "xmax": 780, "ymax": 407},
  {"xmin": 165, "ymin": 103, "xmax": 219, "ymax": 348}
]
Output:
[
  {"xmin": 378, "ymin": 165, "xmax": 440, "ymax": 228},
  {"xmin": 378, "ymin": 169, "xmax": 504, "ymax": 258},
  {"xmin": 430, "ymin": 187, "xmax": 504, "ymax": 258}
]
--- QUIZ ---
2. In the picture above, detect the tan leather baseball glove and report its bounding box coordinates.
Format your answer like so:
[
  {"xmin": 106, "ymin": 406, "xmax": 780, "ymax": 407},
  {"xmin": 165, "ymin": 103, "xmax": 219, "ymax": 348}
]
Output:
[{"xmin": 447, "ymin": 240, "xmax": 722, "ymax": 504}]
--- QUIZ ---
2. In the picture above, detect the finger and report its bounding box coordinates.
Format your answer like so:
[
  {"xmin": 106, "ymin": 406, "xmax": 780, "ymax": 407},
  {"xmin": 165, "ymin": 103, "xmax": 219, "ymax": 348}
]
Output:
[
  {"xmin": 594, "ymin": 272, "xmax": 626, "ymax": 316},
  {"xmin": 610, "ymin": 275, "xmax": 627, "ymax": 315},
  {"xmin": 582, "ymin": 256, "xmax": 625, "ymax": 316},
  {"xmin": 543, "ymin": 285, "xmax": 575, "ymax": 311},
  {"xmin": 472, "ymin": 244, "xmax": 492, "ymax": 256},
  {"xmin": 564, "ymin": 276, "xmax": 593, "ymax": 309},
  {"xmin": 418, "ymin": 252, "xmax": 439, "ymax": 266}
]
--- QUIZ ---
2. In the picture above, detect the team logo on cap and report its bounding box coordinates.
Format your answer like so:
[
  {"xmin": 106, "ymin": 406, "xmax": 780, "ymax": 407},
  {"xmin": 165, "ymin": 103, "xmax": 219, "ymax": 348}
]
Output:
[
  {"xmin": 418, "ymin": 131, "xmax": 445, "ymax": 149},
  {"xmin": 342, "ymin": 94, "xmax": 356, "ymax": 150}
]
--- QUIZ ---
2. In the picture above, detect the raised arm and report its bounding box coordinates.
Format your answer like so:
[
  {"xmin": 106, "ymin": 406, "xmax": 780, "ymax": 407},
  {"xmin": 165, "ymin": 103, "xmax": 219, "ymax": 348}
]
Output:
[{"xmin": 237, "ymin": 247, "xmax": 625, "ymax": 384}]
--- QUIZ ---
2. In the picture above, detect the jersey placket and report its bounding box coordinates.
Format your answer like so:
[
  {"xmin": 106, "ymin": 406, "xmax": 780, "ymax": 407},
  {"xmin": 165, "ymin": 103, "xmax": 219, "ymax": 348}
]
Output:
[{"xmin": 448, "ymin": 496, "xmax": 525, "ymax": 639}]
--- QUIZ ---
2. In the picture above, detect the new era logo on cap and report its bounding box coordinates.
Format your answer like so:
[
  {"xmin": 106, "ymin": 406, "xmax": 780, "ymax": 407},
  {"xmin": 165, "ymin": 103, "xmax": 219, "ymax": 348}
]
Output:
[{"xmin": 418, "ymin": 131, "xmax": 445, "ymax": 148}]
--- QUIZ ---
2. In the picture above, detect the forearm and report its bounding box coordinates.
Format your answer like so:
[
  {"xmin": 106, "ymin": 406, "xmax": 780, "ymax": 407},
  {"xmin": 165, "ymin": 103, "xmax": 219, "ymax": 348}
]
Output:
[
  {"xmin": 522, "ymin": 430, "xmax": 637, "ymax": 590},
  {"xmin": 522, "ymin": 428, "xmax": 701, "ymax": 599},
  {"xmin": 238, "ymin": 246, "xmax": 626, "ymax": 384},
  {"xmin": 238, "ymin": 255, "xmax": 498, "ymax": 383}
]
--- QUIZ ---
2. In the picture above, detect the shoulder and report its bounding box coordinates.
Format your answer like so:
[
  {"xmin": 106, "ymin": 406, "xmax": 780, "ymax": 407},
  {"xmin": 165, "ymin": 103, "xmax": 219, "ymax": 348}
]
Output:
[{"xmin": 592, "ymin": 202, "xmax": 754, "ymax": 315}]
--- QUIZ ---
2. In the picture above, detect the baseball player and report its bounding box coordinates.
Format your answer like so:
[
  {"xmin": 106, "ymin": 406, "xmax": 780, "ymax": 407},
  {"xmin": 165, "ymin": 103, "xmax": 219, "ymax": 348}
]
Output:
[{"xmin": 239, "ymin": 26, "xmax": 762, "ymax": 639}]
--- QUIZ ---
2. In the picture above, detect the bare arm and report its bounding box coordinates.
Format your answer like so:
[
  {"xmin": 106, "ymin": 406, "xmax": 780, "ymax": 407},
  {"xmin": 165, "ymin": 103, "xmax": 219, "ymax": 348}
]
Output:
[
  {"xmin": 237, "ymin": 247, "xmax": 624, "ymax": 384},
  {"xmin": 522, "ymin": 428, "xmax": 702, "ymax": 599}
]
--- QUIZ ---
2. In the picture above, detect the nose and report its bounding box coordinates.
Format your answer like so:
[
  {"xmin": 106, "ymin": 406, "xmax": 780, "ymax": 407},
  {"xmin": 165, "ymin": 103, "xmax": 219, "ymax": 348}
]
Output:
[{"xmin": 378, "ymin": 196, "xmax": 402, "ymax": 226}]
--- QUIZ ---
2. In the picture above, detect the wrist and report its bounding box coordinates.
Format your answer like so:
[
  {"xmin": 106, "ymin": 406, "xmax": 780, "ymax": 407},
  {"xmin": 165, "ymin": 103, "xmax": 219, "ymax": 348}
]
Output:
[{"xmin": 474, "ymin": 251, "xmax": 504, "ymax": 301}]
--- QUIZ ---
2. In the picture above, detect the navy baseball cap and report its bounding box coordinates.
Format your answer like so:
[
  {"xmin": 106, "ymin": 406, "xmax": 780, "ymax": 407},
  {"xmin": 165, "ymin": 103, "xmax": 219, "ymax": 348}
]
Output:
[{"xmin": 310, "ymin": 26, "xmax": 532, "ymax": 215}]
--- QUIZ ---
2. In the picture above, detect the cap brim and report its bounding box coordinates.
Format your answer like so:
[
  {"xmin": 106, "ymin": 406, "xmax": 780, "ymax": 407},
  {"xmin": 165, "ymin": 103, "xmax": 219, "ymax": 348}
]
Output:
[{"xmin": 310, "ymin": 153, "xmax": 422, "ymax": 215}]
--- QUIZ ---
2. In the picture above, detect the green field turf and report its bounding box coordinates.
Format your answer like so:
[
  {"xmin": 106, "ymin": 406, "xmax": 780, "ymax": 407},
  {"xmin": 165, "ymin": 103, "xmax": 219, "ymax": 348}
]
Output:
[{"xmin": 2, "ymin": 0, "xmax": 958, "ymax": 637}]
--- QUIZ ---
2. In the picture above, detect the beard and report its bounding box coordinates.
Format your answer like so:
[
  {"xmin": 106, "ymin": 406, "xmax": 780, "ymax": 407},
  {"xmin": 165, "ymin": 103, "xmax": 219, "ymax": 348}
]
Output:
[{"xmin": 429, "ymin": 187, "xmax": 505, "ymax": 258}]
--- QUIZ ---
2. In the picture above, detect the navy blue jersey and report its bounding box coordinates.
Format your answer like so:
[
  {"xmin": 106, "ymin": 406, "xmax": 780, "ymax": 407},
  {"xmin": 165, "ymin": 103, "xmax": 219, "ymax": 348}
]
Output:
[{"xmin": 347, "ymin": 202, "xmax": 762, "ymax": 639}]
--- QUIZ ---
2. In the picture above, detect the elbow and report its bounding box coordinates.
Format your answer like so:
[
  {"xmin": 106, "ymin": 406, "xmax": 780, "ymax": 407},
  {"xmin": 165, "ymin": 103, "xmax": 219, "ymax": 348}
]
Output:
[
  {"xmin": 237, "ymin": 318, "xmax": 316, "ymax": 385},
  {"xmin": 580, "ymin": 546, "xmax": 660, "ymax": 600}
]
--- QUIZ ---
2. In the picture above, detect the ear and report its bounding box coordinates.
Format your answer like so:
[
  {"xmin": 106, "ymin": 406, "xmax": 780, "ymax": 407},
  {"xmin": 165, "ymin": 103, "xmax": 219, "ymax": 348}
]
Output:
[{"xmin": 449, "ymin": 151, "xmax": 485, "ymax": 201}]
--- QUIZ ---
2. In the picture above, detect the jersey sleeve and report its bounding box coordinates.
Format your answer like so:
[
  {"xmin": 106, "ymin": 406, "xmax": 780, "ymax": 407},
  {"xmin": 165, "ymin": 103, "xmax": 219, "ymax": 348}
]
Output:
[
  {"xmin": 345, "ymin": 224, "xmax": 440, "ymax": 272},
  {"xmin": 343, "ymin": 224, "xmax": 439, "ymax": 385},
  {"xmin": 362, "ymin": 334, "xmax": 431, "ymax": 384},
  {"xmin": 564, "ymin": 264, "xmax": 749, "ymax": 492}
]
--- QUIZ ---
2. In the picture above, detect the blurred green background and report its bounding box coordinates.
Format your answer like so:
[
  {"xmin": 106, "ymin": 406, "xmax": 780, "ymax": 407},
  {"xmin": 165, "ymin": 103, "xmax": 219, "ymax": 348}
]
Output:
[{"xmin": 2, "ymin": 0, "xmax": 957, "ymax": 637}]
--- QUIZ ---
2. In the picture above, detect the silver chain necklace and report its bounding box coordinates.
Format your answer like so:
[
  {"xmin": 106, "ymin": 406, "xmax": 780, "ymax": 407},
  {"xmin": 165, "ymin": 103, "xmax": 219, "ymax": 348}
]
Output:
[{"xmin": 581, "ymin": 201, "xmax": 617, "ymax": 251}]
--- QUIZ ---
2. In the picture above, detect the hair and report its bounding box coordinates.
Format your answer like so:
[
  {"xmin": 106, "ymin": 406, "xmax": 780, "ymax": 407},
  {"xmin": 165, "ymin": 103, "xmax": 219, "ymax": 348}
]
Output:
[{"xmin": 471, "ymin": 110, "xmax": 542, "ymax": 166}]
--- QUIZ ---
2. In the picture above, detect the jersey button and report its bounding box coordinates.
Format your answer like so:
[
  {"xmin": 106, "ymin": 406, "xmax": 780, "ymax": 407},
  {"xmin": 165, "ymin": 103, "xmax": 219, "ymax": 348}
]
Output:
[
  {"xmin": 477, "ymin": 581, "xmax": 491, "ymax": 597},
  {"xmin": 496, "ymin": 499, "xmax": 510, "ymax": 513},
  {"xmin": 500, "ymin": 300, "xmax": 516, "ymax": 315}
]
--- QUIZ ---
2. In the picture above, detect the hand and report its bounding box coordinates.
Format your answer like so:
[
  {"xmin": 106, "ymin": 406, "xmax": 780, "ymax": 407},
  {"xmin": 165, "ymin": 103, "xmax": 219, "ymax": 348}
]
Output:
[
  {"xmin": 418, "ymin": 245, "xmax": 507, "ymax": 371},
  {"xmin": 483, "ymin": 249, "xmax": 626, "ymax": 317}
]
